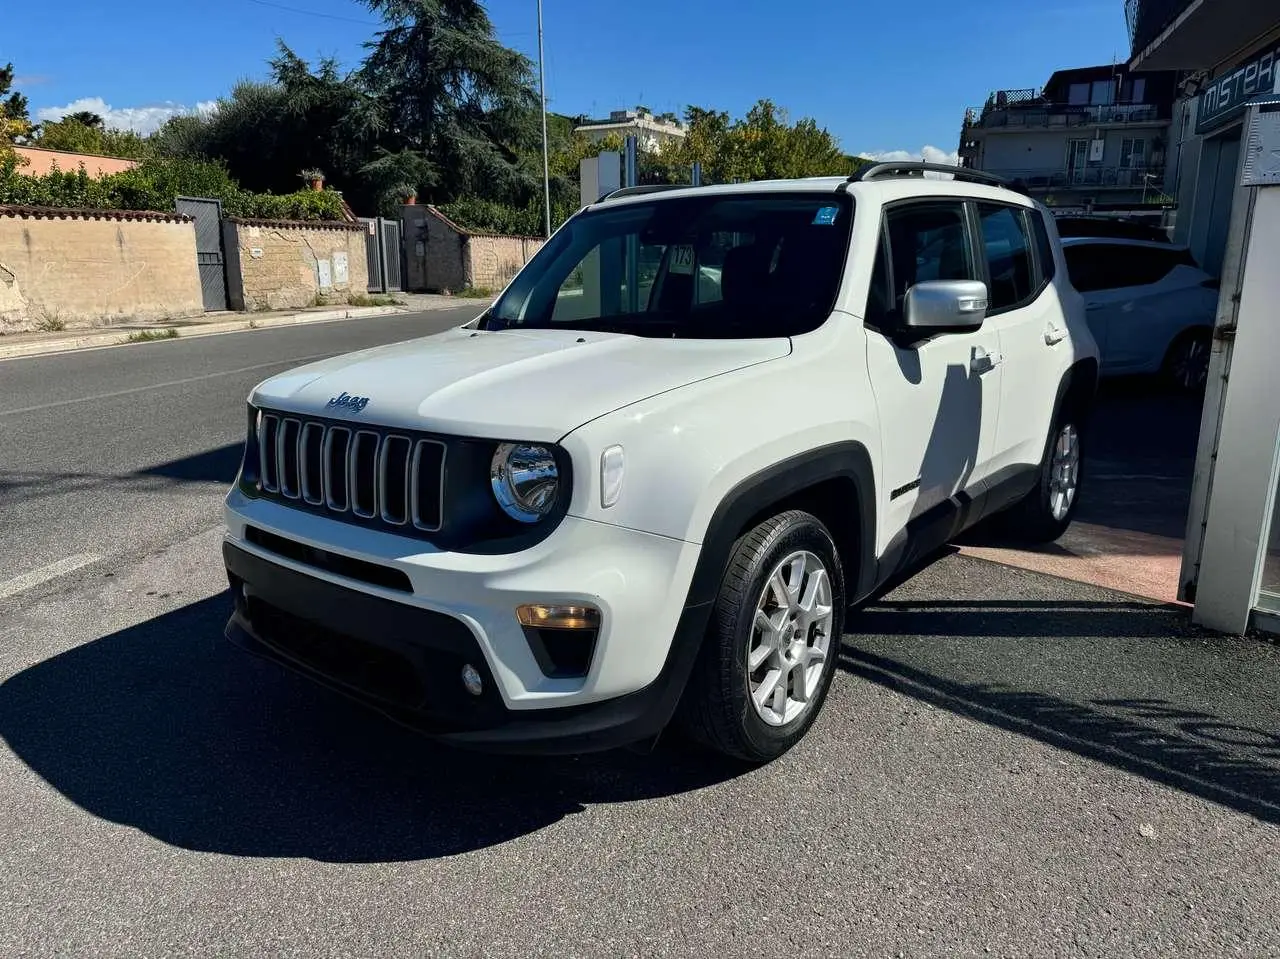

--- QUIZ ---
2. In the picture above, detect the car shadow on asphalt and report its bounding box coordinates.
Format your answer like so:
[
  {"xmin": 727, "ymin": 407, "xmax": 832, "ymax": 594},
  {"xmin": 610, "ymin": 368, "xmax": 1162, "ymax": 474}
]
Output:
[
  {"xmin": 841, "ymin": 599, "xmax": 1280, "ymax": 824},
  {"xmin": 0, "ymin": 444, "xmax": 244, "ymax": 507},
  {"xmin": 0, "ymin": 591, "xmax": 748, "ymax": 863}
]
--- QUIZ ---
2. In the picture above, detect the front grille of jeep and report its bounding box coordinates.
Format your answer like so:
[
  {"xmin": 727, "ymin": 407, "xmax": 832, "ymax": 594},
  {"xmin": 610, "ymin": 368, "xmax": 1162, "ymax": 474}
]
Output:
[{"xmin": 255, "ymin": 411, "xmax": 445, "ymax": 533}]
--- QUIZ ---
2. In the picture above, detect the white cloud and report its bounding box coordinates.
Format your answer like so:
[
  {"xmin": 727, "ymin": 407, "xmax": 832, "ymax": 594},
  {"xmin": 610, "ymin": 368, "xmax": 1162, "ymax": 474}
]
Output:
[
  {"xmin": 36, "ymin": 96, "xmax": 217, "ymax": 135},
  {"xmin": 857, "ymin": 145, "xmax": 961, "ymax": 167}
]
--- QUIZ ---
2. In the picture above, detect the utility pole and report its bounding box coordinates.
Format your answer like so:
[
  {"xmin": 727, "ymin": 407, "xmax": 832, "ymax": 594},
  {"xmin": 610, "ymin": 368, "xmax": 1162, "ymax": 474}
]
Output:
[{"xmin": 537, "ymin": 0, "xmax": 552, "ymax": 238}]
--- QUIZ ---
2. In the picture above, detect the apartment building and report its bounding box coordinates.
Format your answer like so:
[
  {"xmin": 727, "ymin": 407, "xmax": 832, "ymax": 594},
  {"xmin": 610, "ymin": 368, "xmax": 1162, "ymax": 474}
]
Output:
[
  {"xmin": 573, "ymin": 110, "xmax": 688, "ymax": 153},
  {"xmin": 959, "ymin": 64, "xmax": 1181, "ymax": 210}
]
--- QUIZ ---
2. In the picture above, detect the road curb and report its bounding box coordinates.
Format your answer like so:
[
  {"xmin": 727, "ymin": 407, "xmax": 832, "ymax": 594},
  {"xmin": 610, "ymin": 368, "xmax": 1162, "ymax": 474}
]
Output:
[{"xmin": 0, "ymin": 305, "xmax": 407, "ymax": 362}]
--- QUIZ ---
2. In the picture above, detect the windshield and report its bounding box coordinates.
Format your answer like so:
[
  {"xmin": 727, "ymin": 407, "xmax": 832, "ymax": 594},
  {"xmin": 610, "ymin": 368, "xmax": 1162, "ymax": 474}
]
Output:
[{"xmin": 483, "ymin": 192, "xmax": 853, "ymax": 339}]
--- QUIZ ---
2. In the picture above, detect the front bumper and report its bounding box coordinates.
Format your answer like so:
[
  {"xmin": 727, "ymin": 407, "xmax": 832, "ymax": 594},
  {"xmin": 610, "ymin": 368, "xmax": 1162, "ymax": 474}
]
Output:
[
  {"xmin": 224, "ymin": 543, "xmax": 707, "ymax": 754},
  {"xmin": 221, "ymin": 492, "xmax": 708, "ymax": 753}
]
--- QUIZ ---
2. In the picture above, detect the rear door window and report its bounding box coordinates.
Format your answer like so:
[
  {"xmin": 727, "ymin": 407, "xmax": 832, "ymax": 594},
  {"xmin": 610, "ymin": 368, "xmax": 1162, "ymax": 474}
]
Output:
[{"xmin": 976, "ymin": 203, "xmax": 1035, "ymax": 310}]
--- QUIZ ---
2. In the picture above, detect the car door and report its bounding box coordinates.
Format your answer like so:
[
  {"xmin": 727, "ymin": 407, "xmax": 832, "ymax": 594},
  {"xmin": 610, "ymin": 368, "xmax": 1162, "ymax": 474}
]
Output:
[
  {"xmin": 865, "ymin": 198, "xmax": 1003, "ymax": 545},
  {"xmin": 973, "ymin": 201, "xmax": 1068, "ymax": 477},
  {"xmin": 1080, "ymin": 244, "xmax": 1216, "ymax": 374},
  {"xmin": 1062, "ymin": 241, "xmax": 1154, "ymax": 372}
]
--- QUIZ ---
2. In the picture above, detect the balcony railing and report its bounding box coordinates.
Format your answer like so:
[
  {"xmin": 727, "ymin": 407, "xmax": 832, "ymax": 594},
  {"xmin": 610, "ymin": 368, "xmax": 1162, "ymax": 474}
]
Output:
[
  {"xmin": 971, "ymin": 102, "xmax": 1168, "ymax": 129},
  {"xmin": 984, "ymin": 166, "xmax": 1166, "ymax": 192}
]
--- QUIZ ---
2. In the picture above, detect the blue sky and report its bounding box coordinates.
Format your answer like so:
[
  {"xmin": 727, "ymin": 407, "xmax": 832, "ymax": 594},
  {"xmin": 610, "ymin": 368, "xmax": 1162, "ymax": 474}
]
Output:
[{"xmin": 7, "ymin": 0, "xmax": 1131, "ymax": 160}]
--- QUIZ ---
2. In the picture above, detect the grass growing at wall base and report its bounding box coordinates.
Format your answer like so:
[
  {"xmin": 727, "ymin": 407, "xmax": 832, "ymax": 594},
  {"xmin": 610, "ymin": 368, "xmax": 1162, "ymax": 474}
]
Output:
[
  {"xmin": 124, "ymin": 328, "xmax": 179, "ymax": 343},
  {"xmin": 346, "ymin": 293, "xmax": 403, "ymax": 307}
]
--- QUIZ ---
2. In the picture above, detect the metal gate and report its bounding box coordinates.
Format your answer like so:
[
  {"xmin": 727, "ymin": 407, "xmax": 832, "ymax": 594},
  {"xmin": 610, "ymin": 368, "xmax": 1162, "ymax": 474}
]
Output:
[
  {"xmin": 360, "ymin": 216, "xmax": 403, "ymax": 293},
  {"xmin": 175, "ymin": 196, "xmax": 228, "ymax": 311},
  {"xmin": 380, "ymin": 218, "xmax": 403, "ymax": 292}
]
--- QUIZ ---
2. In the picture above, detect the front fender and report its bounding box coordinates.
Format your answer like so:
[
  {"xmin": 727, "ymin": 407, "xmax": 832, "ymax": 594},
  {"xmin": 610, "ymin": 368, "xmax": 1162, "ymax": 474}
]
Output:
[{"xmin": 559, "ymin": 323, "xmax": 881, "ymax": 597}]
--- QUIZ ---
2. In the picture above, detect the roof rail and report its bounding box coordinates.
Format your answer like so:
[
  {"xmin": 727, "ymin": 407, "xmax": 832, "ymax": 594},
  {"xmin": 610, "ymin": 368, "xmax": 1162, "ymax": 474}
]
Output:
[
  {"xmin": 596, "ymin": 183, "xmax": 693, "ymax": 202},
  {"xmin": 845, "ymin": 162, "xmax": 1010, "ymax": 188}
]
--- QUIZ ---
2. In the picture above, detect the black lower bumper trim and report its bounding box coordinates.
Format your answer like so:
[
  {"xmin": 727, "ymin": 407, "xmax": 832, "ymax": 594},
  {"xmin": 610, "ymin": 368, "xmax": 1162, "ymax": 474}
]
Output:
[{"xmin": 222, "ymin": 542, "xmax": 710, "ymax": 755}]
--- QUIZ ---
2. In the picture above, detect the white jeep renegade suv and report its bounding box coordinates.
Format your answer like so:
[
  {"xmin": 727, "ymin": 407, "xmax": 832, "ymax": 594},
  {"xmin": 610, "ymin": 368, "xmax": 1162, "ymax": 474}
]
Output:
[{"xmin": 222, "ymin": 163, "xmax": 1099, "ymax": 762}]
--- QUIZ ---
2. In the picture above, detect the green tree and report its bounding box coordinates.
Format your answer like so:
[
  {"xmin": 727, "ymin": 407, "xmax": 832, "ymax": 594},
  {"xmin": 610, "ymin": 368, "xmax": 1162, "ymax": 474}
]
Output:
[
  {"xmin": 1, "ymin": 63, "xmax": 33, "ymax": 162},
  {"xmin": 65, "ymin": 110, "xmax": 104, "ymax": 129},
  {"xmin": 649, "ymin": 100, "xmax": 855, "ymax": 184},
  {"xmin": 358, "ymin": 0, "xmax": 542, "ymax": 207},
  {"xmin": 151, "ymin": 42, "xmax": 381, "ymax": 209},
  {"xmin": 32, "ymin": 117, "xmax": 151, "ymax": 159}
]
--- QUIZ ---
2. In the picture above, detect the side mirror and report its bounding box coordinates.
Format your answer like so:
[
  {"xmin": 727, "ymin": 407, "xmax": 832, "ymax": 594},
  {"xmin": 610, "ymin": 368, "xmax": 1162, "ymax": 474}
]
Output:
[{"xmin": 903, "ymin": 279, "xmax": 989, "ymax": 332}]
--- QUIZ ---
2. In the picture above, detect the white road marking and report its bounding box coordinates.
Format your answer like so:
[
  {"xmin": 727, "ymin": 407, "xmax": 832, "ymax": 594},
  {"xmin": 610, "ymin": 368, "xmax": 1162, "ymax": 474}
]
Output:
[
  {"xmin": 0, "ymin": 353, "xmax": 338, "ymax": 418},
  {"xmin": 0, "ymin": 553, "xmax": 103, "ymax": 601}
]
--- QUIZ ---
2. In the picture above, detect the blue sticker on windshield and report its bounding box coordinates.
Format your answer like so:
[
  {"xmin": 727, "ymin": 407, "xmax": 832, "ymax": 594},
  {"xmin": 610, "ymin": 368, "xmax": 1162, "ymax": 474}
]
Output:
[{"xmin": 813, "ymin": 206, "xmax": 839, "ymax": 226}]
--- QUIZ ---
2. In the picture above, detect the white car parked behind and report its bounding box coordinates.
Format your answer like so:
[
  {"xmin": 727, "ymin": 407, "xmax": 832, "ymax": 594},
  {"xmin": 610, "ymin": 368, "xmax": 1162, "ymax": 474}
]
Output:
[{"xmin": 1061, "ymin": 236, "xmax": 1217, "ymax": 391}]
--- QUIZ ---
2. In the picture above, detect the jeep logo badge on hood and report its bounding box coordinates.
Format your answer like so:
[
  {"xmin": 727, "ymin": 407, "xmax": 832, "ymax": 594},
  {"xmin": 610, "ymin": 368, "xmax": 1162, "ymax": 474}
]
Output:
[{"xmin": 326, "ymin": 392, "xmax": 370, "ymax": 413}]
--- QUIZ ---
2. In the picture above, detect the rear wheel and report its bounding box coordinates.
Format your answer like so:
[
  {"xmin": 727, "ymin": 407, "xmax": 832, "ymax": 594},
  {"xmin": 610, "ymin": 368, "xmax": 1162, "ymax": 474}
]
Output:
[
  {"xmin": 679, "ymin": 510, "xmax": 845, "ymax": 763},
  {"xmin": 995, "ymin": 409, "xmax": 1083, "ymax": 544},
  {"xmin": 1163, "ymin": 328, "xmax": 1211, "ymax": 393}
]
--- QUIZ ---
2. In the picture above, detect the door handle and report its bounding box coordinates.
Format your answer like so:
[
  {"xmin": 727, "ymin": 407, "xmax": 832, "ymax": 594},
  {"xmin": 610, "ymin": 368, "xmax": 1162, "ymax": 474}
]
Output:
[
  {"xmin": 1045, "ymin": 322, "xmax": 1068, "ymax": 345},
  {"xmin": 1085, "ymin": 304, "xmax": 1105, "ymax": 312},
  {"xmin": 970, "ymin": 346, "xmax": 1003, "ymax": 374}
]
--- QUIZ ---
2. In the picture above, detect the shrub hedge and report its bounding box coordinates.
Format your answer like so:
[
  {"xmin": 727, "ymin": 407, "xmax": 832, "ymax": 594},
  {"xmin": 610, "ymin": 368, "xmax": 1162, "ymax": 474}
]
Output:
[{"xmin": 0, "ymin": 154, "xmax": 346, "ymax": 221}]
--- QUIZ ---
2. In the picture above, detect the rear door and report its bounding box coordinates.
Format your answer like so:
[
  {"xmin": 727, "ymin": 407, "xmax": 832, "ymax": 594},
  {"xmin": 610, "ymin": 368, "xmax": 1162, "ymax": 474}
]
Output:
[
  {"xmin": 1064, "ymin": 242, "xmax": 1212, "ymax": 374},
  {"xmin": 975, "ymin": 202, "xmax": 1071, "ymax": 477}
]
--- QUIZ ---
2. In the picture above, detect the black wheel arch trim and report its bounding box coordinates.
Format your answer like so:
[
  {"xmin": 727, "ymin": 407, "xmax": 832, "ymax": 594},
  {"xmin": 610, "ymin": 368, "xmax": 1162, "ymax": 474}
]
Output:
[
  {"xmin": 638, "ymin": 441, "xmax": 879, "ymax": 737},
  {"xmin": 683, "ymin": 441, "xmax": 878, "ymax": 610}
]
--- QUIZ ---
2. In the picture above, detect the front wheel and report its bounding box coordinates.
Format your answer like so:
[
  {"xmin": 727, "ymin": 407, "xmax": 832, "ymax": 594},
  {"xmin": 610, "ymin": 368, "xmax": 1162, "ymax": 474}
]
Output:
[{"xmin": 678, "ymin": 510, "xmax": 845, "ymax": 763}]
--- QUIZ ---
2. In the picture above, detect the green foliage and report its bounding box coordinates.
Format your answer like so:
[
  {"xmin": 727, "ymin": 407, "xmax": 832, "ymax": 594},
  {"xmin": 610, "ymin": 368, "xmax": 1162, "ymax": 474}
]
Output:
[
  {"xmin": 1, "ymin": 63, "xmax": 32, "ymax": 159},
  {"xmin": 34, "ymin": 118, "xmax": 152, "ymax": 159},
  {"xmin": 125, "ymin": 328, "xmax": 179, "ymax": 343},
  {"xmin": 347, "ymin": 293, "xmax": 402, "ymax": 306},
  {"xmin": 648, "ymin": 100, "xmax": 857, "ymax": 184},
  {"xmin": 360, "ymin": 0, "xmax": 542, "ymax": 209},
  {"xmin": 227, "ymin": 188, "xmax": 346, "ymax": 221},
  {"xmin": 151, "ymin": 44, "xmax": 382, "ymax": 210},
  {"xmin": 440, "ymin": 195, "xmax": 575, "ymax": 236},
  {"xmin": 0, "ymin": 153, "xmax": 345, "ymax": 220}
]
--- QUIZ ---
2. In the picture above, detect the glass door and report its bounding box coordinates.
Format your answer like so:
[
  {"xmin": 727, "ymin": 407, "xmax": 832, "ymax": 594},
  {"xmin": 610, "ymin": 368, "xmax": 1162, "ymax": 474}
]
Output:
[{"xmin": 1066, "ymin": 139, "xmax": 1090, "ymax": 185}]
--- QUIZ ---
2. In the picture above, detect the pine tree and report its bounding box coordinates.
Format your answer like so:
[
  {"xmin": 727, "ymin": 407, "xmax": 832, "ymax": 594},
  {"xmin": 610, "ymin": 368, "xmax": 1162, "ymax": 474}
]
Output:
[{"xmin": 359, "ymin": 0, "xmax": 541, "ymax": 206}]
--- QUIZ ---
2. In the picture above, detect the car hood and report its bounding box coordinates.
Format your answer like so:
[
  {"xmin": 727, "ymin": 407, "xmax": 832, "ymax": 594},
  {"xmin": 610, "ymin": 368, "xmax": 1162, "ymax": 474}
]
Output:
[{"xmin": 249, "ymin": 325, "xmax": 791, "ymax": 441}]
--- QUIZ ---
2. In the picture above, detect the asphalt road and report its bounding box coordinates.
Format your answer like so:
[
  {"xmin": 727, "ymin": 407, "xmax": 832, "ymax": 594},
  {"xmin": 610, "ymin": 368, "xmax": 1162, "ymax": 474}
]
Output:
[
  {"xmin": 1, "ymin": 314, "xmax": 1278, "ymax": 956},
  {"xmin": 0, "ymin": 308, "xmax": 481, "ymax": 597}
]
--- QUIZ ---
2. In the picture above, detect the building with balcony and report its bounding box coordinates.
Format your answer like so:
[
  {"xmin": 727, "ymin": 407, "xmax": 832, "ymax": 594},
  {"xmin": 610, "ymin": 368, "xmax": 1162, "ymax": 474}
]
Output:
[
  {"xmin": 1123, "ymin": 0, "xmax": 1280, "ymax": 635},
  {"xmin": 959, "ymin": 64, "xmax": 1181, "ymax": 211},
  {"xmin": 573, "ymin": 110, "xmax": 688, "ymax": 153}
]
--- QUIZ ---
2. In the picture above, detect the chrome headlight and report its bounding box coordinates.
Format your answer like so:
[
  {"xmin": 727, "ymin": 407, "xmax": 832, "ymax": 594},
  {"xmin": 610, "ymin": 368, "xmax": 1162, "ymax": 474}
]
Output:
[{"xmin": 490, "ymin": 443, "xmax": 560, "ymax": 523}]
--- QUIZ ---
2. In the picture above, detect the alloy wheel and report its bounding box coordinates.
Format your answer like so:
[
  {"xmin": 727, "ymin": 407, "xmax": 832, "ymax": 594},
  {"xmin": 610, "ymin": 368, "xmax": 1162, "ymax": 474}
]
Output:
[{"xmin": 745, "ymin": 550, "xmax": 835, "ymax": 727}]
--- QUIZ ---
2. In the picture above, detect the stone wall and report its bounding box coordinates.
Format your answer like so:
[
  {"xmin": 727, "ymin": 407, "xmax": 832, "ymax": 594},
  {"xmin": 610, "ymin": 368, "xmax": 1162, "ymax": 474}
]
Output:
[
  {"xmin": 224, "ymin": 218, "xmax": 369, "ymax": 311},
  {"xmin": 468, "ymin": 234, "xmax": 544, "ymax": 291},
  {"xmin": 401, "ymin": 205, "xmax": 543, "ymax": 294},
  {"xmin": 0, "ymin": 206, "xmax": 202, "ymax": 333}
]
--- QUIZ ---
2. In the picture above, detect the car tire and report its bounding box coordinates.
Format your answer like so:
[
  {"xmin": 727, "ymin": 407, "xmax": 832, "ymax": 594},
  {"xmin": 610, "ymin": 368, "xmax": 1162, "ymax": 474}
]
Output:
[
  {"xmin": 995, "ymin": 404, "xmax": 1084, "ymax": 544},
  {"xmin": 678, "ymin": 510, "xmax": 845, "ymax": 763},
  {"xmin": 1162, "ymin": 328, "xmax": 1212, "ymax": 393}
]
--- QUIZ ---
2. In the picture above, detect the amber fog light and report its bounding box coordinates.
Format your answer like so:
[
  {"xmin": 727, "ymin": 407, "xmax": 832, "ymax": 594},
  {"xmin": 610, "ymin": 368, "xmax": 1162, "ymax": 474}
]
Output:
[
  {"xmin": 516, "ymin": 604, "xmax": 601, "ymax": 630},
  {"xmin": 516, "ymin": 604, "xmax": 601, "ymax": 678}
]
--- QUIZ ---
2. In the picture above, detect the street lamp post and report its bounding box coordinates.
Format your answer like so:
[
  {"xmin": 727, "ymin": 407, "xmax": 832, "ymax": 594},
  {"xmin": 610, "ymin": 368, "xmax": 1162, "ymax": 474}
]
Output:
[{"xmin": 537, "ymin": 0, "xmax": 552, "ymax": 239}]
